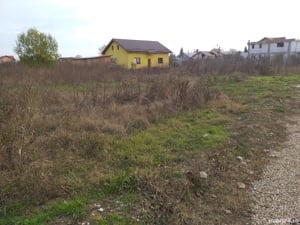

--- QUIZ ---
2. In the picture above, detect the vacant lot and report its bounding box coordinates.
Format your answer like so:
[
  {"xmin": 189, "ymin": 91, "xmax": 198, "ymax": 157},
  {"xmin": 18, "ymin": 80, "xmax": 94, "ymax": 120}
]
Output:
[{"xmin": 1, "ymin": 63, "xmax": 300, "ymax": 224}]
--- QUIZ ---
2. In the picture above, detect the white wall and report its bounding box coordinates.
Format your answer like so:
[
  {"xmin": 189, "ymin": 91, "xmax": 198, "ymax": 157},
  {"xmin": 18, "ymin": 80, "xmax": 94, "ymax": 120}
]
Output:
[
  {"xmin": 269, "ymin": 42, "xmax": 289, "ymax": 53},
  {"xmin": 249, "ymin": 40, "xmax": 300, "ymax": 57},
  {"xmin": 290, "ymin": 41, "xmax": 300, "ymax": 53},
  {"xmin": 249, "ymin": 43, "xmax": 268, "ymax": 54}
]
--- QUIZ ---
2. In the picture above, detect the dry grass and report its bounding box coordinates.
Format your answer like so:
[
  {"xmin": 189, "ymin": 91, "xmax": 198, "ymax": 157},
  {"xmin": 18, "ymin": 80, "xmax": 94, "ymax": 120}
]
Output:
[
  {"xmin": 1, "ymin": 62, "xmax": 299, "ymax": 224},
  {"xmin": 208, "ymin": 93, "xmax": 247, "ymax": 114},
  {"xmin": 0, "ymin": 63, "xmax": 213, "ymax": 203}
]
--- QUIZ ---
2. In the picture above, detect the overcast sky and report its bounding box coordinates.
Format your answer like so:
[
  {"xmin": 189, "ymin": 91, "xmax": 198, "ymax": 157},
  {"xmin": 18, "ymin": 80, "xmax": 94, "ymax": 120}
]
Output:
[{"xmin": 1, "ymin": 0, "xmax": 300, "ymax": 57}]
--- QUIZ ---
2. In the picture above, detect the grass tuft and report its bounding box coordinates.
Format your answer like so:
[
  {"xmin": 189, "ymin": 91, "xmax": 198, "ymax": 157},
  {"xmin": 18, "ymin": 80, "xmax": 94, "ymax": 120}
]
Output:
[{"xmin": 2, "ymin": 63, "xmax": 300, "ymax": 224}]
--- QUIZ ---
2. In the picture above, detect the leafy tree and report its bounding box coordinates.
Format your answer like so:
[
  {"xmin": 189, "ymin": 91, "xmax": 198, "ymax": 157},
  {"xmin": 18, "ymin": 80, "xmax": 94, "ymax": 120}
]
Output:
[{"xmin": 14, "ymin": 28, "xmax": 59, "ymax": 66}]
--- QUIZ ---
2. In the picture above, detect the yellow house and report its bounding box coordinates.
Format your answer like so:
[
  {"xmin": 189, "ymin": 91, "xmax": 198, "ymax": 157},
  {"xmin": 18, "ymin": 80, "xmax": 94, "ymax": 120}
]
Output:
[{"xmin": 102, "ymin": 38, "xmax": 172, "ymax": 69}]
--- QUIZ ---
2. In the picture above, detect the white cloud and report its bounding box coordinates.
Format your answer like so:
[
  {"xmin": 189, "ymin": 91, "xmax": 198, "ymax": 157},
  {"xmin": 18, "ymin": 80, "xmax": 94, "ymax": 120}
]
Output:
[{"xmin": 2, "ymin": 0, "xmax": 300, "ymax": 57}]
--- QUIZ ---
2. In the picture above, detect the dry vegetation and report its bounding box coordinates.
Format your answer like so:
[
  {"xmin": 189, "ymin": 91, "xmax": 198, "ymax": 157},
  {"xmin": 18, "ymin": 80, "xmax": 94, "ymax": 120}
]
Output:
[
  {"xmin": 0, "ymin": 63, "xmax": 216, "ymax": 223},
  {"xmin": 1, "ymin": 59, "xmax": 300, "ymax": 224}
]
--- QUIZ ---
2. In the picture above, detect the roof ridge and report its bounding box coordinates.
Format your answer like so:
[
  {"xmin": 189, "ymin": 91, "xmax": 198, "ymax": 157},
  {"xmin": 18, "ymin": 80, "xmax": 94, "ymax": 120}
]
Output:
[{"xmin": 102, "ymin": 38, "xmax": 171, "ymax": 54}]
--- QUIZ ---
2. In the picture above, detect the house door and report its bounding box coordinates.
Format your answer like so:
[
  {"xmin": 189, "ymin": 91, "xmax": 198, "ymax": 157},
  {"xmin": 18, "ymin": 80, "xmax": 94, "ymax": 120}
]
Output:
[{"xmin": 148, "ymin": 59, "xmax": 151, "ymax": 68}]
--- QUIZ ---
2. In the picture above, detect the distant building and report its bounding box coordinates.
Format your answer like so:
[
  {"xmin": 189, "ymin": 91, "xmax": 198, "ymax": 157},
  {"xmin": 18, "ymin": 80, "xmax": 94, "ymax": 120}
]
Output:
[
  {"xmin": 178, "ymin": 49, "xmax": 223, "ymax": 61},
  {"xmin": 191, "ymin": 50, "xmax": 222, "ymax": 60},
  {"xmin": 101, "ymin": 38, "xmax": 172, "ymax": 69},
  {"xmin": 177, "ymin": 51, "xmax": 194, "ymax": 64},
  {"xmin": 248, "ymin": 37, "xmax": 300, "ymax": 59},
  {"xmin": 0, "ymin": 55, "xmax": 16, "ymax": 64},
  {"xmin": 59, "ymin": 55, "xmax": 111, "ymax": 64}
]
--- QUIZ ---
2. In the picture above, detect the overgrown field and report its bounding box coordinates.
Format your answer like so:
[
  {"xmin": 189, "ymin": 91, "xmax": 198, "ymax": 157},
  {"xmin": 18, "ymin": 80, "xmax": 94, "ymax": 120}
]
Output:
[{"xmin": 1, "ymin": 63, "xmax": 300, "ymax": 224}]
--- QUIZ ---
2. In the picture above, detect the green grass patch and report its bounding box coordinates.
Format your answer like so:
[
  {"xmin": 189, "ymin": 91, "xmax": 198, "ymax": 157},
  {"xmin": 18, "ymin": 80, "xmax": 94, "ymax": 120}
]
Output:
[
  {"xmin": 1, "ymin": 108, "xmax": 229, "ymax": 224},
  {"xmin": 0, "ymin": 199, "xmax": 85, "ymax": 225},
  {"xmin": 110, "ymin": 110, "xmax": 229, "ymax": 169},
  {"xmin": 101, "ymin": 173, "xmax": 139, "ymax": 195},
  {"xmin": 272, "ymin": 104, "xmax": 286, "ymax": 113},
  {"xmin": 10, "ymin": 74, "xmax": 300, "ymax": 224},
  {"xmin": 211, "ymin": 75, "xmax": 300, "ymax": 112}
]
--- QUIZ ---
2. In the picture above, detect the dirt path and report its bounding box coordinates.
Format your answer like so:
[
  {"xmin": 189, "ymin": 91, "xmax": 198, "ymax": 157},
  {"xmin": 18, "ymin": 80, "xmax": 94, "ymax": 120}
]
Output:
[{"xmin": 251, "ymin": 114, "xmax": 300, "ymax": 224}]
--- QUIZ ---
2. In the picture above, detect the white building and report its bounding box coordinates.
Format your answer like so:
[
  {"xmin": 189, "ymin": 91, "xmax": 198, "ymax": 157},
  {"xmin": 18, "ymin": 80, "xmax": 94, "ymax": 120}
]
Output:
[{"xmin": 248, "ymin": 37, "xmax": 300, "ymax": 59}]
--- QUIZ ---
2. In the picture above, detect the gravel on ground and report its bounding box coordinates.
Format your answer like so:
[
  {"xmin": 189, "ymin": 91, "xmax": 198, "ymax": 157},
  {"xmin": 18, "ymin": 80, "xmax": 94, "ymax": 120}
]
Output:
[{"xmin": 251, "ymin": 115, "xmax": 300, "ymax": 225}]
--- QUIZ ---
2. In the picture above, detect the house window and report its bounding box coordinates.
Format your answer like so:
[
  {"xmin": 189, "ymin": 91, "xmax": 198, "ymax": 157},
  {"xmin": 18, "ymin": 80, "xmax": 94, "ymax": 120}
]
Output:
[
  {"xmin": 259, "ymin": 44, "xmax": 262, "ymax": 48},
  {"xmin": 133, "ymin": 57, "xmax": 141, "ymax": 64},
  {"xmin": 117, "ymin": 45, "xmax": 119, "ymax": 50},
  {"xmin": 277, "ymin": 42, "xmax": 284, "ymax": 47},
  {"xmin": 252, "ymin": 44, "xmax": 255, "ymax": 49},
  {"xmin": 112, "ymin": 45, "xmax": 114, "ymax": 50},
  {"xmin": 158, "ymin": 57, "xmax": 163, "ymax": 64}
]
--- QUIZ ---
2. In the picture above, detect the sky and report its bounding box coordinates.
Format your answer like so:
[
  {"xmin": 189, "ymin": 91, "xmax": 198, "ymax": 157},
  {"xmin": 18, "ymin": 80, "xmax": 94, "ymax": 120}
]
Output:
[{"xmin": 1, "ymin": 0, "xmax": 300, "ymax": 58}]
